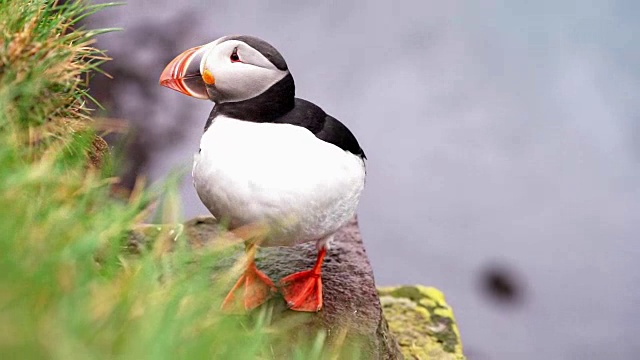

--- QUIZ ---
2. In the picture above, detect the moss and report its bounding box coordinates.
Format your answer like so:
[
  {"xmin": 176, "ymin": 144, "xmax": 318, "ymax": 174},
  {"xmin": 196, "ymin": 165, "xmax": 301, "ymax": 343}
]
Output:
[{"xmin": 379, "ymin": 286, "xmax": 465, "ymax": 360}]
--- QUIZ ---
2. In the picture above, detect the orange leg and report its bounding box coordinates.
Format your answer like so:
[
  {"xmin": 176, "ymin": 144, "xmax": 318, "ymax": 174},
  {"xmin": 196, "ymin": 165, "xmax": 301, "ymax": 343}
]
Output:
[
  {"xmin": 279, "ymin": 247, "xmax": 326, "ymax": 312},
  {"xmin": 221, "ymin": 245, "xmax": 276, "ymax": 312}
]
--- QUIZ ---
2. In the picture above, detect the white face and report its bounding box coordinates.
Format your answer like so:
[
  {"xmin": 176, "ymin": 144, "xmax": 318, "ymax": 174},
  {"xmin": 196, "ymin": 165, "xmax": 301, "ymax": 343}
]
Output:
[{"xmin": 200, "ymin": 39, "xmax": 289, "ymax": 103}]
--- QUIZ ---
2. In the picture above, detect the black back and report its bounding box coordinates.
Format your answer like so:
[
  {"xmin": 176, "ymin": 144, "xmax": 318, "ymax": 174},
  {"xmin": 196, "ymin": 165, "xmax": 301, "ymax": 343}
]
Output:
[
  {"xmin": 274, "ymin": 99, "xmax": 366, "ymax": 159},
  {"xmin": 204, "ymin": 75, "xmax": 366, "ymax": 159}
]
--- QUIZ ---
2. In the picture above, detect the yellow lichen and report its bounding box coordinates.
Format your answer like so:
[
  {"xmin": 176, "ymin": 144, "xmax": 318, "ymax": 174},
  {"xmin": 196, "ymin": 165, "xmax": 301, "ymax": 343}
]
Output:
[{"xmin": 378, "ymin": 285, "xmax": 465, "ymax": 360}]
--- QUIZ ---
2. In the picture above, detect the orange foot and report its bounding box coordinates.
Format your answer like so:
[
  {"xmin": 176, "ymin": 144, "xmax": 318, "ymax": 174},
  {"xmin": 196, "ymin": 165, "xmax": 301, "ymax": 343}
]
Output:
[
  {"xmin": 221, "ymin": 261, "xmax": 276, "ymax": 312},
  {"xmin": 280, "ymin": 269, "xmax": 323, "ymax": 312},
  {"xmin": 279, "ymin": 247, "xmax": 326, "ymax": 312}
]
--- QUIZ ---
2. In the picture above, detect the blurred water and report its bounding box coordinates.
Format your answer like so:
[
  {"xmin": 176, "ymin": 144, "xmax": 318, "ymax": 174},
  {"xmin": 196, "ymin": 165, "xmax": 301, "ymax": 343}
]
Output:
[{"xmin": 90, "ymin": 1, "xmax": 640, "ymax": 359}]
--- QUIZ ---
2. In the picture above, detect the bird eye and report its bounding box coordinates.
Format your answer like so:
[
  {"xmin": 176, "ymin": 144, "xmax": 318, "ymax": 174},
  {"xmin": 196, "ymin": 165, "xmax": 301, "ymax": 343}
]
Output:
[{"xmin": 230, "ymin": 48, "xmax": 241, "ymax": 62}]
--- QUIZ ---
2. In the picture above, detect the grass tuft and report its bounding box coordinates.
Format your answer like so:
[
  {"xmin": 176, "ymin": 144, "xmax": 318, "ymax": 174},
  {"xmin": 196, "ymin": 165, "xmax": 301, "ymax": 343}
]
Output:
[{"xmin": 0, "ymin": 1, "xmax": 360, "ymax": 359}]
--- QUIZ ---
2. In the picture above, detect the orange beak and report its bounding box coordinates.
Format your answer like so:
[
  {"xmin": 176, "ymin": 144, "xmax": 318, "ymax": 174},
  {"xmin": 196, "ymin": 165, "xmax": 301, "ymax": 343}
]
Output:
[{"xmin": 159, "ymin": 46, "xmax": 210, "ymax": 99}]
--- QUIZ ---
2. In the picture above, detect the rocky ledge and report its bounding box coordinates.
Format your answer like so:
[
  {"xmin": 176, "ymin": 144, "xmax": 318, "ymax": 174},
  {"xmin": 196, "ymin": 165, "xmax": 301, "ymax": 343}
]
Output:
[{"xmin": 129, "ymin": 217, "xmax": 465, "ymax": 359}]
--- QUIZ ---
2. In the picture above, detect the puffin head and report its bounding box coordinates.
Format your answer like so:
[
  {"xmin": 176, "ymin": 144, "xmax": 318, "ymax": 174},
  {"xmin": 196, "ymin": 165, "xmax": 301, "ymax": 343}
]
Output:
[{"xmin": 159, "ymin": 35, "xmax": 291, "ymax": 103}]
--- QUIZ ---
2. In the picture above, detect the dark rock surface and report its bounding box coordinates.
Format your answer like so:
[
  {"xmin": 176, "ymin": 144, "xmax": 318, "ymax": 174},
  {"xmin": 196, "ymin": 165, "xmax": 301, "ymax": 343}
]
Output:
[{"xmin": 182, "ymin": 216, "xmax": 404, "ymax": 360}]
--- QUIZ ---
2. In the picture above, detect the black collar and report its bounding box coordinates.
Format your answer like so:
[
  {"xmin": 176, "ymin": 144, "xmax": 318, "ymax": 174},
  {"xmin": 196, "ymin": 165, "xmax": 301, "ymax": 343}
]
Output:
[{"xmin": 210, "ymin": 73, "xmax": 295, "ymax": 126}]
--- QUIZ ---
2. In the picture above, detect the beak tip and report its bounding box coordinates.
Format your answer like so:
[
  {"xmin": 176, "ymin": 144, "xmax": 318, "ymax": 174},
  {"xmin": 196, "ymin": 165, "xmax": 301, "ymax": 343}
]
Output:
[{"xmin": 159, "ymin": 64, "xmax": 173, "ymax": 86}]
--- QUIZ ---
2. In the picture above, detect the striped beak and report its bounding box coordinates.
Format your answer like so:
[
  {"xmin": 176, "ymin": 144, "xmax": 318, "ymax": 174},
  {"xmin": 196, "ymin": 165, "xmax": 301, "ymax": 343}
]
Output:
[{"xmin": 159, "ymin": 45, "xmax": 209, "ymax": 99}]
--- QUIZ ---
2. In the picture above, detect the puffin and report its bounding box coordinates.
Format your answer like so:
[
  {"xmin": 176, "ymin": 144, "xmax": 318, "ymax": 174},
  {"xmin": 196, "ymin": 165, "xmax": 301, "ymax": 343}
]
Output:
[{"xmin": 159, "ymin": 35, "xmax": 366, "ymax": 312}]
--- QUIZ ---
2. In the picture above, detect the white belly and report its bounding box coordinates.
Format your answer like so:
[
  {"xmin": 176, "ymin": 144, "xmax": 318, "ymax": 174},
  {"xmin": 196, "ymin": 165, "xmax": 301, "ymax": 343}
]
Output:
[{"xmin": 192, "ymin": 115, "xmax": 365, "ymax": 247}]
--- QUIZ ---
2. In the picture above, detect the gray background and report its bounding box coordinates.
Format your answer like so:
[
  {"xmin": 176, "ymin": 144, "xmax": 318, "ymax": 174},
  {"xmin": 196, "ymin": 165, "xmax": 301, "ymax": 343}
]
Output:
[{"xmin": 90, "ymin": 1, "xmax": 640, "ymax": 359}]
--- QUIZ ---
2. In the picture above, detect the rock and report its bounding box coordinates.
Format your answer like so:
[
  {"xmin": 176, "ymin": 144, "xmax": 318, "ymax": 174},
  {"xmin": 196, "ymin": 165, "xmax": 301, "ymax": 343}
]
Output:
[
  {"xmin": 128, "ymin": 218, "xmax": 466, "ymax": 359},
  {"xmin": 379, "ymin": 286, "xmax": 465, "ymax": 360},
  {"xmin": 182, "ymin": 216, "xmax": 403, "ymax": 360}
]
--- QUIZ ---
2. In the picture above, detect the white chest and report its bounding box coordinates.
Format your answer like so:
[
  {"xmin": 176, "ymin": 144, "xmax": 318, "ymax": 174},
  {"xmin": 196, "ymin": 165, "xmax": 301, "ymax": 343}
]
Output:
[{"xmin": 192, "ymin": 116, "xmax": 365, "ymax": 246}]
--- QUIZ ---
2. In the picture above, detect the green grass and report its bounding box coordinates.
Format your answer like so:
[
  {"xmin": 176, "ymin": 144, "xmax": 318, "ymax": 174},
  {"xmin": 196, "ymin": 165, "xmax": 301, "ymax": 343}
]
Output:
[{"xmin": 0, "ymin": 1, "xmax": 363, "ymax": 359}]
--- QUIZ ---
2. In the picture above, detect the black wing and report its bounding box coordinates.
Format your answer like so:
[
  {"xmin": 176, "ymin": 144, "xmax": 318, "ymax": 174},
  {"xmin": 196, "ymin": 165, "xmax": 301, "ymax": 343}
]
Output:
[{"xmin": 275, "ymin": 98, "xmax": 366, "ymax": 159}]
